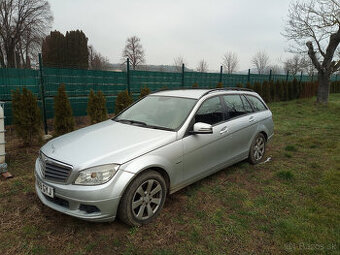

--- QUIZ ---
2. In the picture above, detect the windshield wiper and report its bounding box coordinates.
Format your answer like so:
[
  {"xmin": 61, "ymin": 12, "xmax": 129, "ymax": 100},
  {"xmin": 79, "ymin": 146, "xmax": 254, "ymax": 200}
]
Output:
[
  {"xmin": 115, "ymin": 119, "xmax": 173, "ymax": 131},
  {"xmin": 145, "ymin": 125, "xmax": 174, "ymax": 131},
  {"xmin": 115, "ymin": 119, "xmax": 147, "ymax": 126}
]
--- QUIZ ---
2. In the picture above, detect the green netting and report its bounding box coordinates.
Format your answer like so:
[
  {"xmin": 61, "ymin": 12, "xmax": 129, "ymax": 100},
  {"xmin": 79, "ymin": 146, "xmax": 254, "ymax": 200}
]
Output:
[
  {"xmin": 0, "ymin": 68, "xmax": 39, "ymax": 100},
  {"xmin": 185, "ymin": 72, "xmax": 221, "ymax": 88},
  {"xmin": 0, "ymin": 66, "xmax": 339, "ymax": 125},
  {"xmin": 222, "ymin": 74, "xmax": 248, "ymax": 87},
  {"xmin": 44, "ymin": 67, "xmax": 127, "ymax": 97},
  {"xmin": 130, "ymin": 70, "xmax": 182, "ymax": 94},
  {"xmin": 0, "ymin": 68, "xmax": 39, "ymax": 125}
]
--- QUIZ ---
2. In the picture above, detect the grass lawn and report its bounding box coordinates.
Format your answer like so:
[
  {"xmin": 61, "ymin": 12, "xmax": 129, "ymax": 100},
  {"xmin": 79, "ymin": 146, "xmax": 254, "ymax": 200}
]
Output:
[{"xmin": 0, "ymin": 94, "xmax": 339, "ymax": 255}]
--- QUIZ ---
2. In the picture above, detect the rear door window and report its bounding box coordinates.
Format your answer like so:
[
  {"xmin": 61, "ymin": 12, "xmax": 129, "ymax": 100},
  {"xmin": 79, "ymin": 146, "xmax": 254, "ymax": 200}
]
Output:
[
  {"xmin": 246, "ymin": 95, "xmax": 267, "ymax": 112},
  {"xmin": 222, "ymin": 95, "xmax": 248, "ymax": 120}
]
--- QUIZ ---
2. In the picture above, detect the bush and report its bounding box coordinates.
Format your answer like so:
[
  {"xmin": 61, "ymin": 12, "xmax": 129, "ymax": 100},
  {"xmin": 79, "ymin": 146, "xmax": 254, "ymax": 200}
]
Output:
[
  {"xmin": 54, "ymin": 84, "xmax": 74, "ymax": 135},
  {"xmin": 115, "ymin": 90, "xmax": 133, "ymax": 115},
  {"xmin": 216, "ymin": 82, "xmax": 223, "ymax": 88},
  {"xmin": 139, "ymin": 87, "xmax": 151, "ymax": 99},
  {"xmin": 330, "ymin": 81, "xmax": 340, "ymax": 93},
  {"xmin": 253, "ymin": 82, "xmax": 262, "ymax": 95},
  {"xmin": 192, "ymin": 83, "xmax": 199, "ymax": 88},
  {"xmin": 262, "ymin": 80, "xmax": 271, "ymax": 103},
  {"xmin": 87, "ymin": 89, "xmax": 107, "ymax": 124},
  {"xmin": 236, "ymin": 83, "xmax": 243, "ymax": 88},
  {"xmin": 291, "ymin": 78, "xmax": 299, "ymax": 99},
  {"xmin": 269, "ymin": 80, "xmax": 276, "ymax": 102},
  {"xmin": 11, "ymin": 88, "xmax": 41, "ymax": 146},
  {"xmin": 281, "ymin": 81, "xmax": 288, "ymax": 101},
  {"xmin": 246, "ymin": 82, "xmax": 253, "ymax": 90},
  {"xmin": 278, "ymin": 80, "xmax": 285, "ymax": 101}
]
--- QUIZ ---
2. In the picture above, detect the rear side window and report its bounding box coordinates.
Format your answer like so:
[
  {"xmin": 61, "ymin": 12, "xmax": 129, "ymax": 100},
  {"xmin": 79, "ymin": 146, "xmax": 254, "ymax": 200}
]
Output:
[
  {"xmin": 195, "ymin": 97, "xmax": 224, "ymax": 125},
  {"xmin": 222, "ymin": 95, "xmax": 248, "ymax": 120},
  {"xmin": 246, "ymin": 95, "xmax": 267, "ymax": 112},
  {"xmin": 241, "ymin": 95, "xmax": 253, "ymax": 113}
]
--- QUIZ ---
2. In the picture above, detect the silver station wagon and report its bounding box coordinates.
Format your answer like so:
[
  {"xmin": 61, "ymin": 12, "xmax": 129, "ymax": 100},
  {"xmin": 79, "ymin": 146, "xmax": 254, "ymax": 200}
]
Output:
[{"xmin": 35, "ymin": 88, "xmax": 274, "ymax": 226}]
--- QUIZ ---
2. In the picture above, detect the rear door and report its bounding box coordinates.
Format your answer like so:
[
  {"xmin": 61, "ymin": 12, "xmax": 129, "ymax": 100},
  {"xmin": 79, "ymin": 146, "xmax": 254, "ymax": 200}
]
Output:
[
  {"xmin": 245, "ymin": 95, "xmax": 270, "ymax": 124},
  {"xmin": 220, "ymin": 94, "xmax": 257, "ymax": 160}
]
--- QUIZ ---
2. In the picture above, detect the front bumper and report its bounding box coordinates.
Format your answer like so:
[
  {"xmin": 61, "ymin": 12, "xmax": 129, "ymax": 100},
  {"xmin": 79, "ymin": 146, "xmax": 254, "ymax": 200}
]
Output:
[{"xmin": 34, "ymin": 159, "xmax": 134, "ymax": 222}]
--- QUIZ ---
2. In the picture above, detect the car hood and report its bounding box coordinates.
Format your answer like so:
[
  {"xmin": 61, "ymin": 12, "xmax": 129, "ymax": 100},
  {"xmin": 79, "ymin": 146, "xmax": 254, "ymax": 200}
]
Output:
[{"xmin": 41, "ymin": 120, "xmax": 176, "ymax": 169}]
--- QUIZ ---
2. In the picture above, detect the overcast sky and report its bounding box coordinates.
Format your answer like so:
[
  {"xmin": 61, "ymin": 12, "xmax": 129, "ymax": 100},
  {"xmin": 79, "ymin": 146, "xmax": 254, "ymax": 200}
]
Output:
[{"xmin": 49, "ymin": 0, "xmax": 293, "ymax": 71}]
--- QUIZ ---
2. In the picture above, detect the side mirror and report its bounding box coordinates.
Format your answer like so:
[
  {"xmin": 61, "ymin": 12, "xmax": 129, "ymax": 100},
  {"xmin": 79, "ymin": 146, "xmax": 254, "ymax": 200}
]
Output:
[{"xmin": 191, "ymin": 122, "xmax": 213, "ymax": 134}]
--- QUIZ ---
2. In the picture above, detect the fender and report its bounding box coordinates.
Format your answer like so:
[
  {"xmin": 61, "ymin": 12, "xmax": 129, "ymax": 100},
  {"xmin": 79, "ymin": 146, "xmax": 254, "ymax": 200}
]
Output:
[{"xmin": 120, "ymin": 154, "xmax": 174, "ymax": 184}]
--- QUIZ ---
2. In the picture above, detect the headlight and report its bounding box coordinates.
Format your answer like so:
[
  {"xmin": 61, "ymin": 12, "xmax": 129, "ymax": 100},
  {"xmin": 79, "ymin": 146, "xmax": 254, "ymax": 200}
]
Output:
[{"xmin": 74, "ymin": 164, "xmax": 120, "ymax": 185}]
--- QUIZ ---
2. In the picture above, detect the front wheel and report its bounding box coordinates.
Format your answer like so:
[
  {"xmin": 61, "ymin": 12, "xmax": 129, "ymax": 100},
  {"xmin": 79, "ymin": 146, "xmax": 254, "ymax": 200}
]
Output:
[
  {"xmin": 249, "ymin": 133, "xmax": 266, "ymax": 164},
  {"xmin": 118, "ymin": 170, "xmax": 167, "ymax": 226}
]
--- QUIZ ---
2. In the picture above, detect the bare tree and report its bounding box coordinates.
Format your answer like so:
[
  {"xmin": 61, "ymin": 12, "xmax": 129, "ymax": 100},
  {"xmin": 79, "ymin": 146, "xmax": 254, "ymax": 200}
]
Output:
[
  {"xmin": 122, "ymin": 36, "xmax": 145, "ymax": 70},
  {"xmin": 252, "ymin": 50, "xmax": 270, "ymax": 74},
  {"xmin": 267, "ymin": 64, "xmax": 282, "ymax": 75},
  {"xmin": 301, "ymin": 56, "xmax": 317, "ymax": 76},
  {"xmin": 196, "ymin": 59, "xmax": 208, "ymax": 72},
  {"xmin": 0, "ymin": 0, "xmax": 53, "ymax": 68},
  {"xmin": 283, "ymin": 0, "xmax": 340, "ymax": 103},
  {"xmin": 173, "ymin": 56, "xmax": 186, "ymax": 72},
  {"xmin": 88, "ymin": 46, "xmax": 110, "ymax": 70},
  {"xmin": 283, "ymin": 54, "xmax": 306, "ymax": 75},
  {"xmin": 222, "ymin": 51, "xmax": 239, "ymax": 74}
]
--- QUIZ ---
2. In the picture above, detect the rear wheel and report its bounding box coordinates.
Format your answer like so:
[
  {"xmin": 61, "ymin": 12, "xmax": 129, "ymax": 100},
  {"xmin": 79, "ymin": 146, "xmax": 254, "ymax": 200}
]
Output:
[
  {"xmin": 118, "ymin": 170, "xmax": 167, "ymax": 226},
  {"xmin": 249, "ymin": 133, "xmax": 266, "ymax": 164}
]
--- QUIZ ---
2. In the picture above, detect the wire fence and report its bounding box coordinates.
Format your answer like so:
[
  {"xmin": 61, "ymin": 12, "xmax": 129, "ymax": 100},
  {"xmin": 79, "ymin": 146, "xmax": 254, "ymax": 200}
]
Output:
[{"xmin": 0, "ymin": 58, "xmax": 339, "ymax": 126}]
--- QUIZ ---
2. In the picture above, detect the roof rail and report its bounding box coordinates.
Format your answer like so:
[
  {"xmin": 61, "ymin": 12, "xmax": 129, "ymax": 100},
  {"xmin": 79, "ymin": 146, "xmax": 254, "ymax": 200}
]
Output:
[
  {"xmin": 199, "ymin": 87, "xmax": 254, "ymax": 98},
  {"xmin": 149, "ymin": 87, "xmax": 254, "ymax": 97}
]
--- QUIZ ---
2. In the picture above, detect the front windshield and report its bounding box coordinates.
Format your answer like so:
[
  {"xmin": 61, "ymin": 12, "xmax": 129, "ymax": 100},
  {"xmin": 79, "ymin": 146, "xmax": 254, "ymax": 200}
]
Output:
[{"xmin": 115, "ymin": 95, "xmax": 197, "ymax": 130}]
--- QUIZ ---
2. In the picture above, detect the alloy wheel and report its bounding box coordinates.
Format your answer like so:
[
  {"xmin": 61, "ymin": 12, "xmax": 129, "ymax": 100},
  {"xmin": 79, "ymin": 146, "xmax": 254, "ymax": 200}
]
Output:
[{"xmin": 131, "ymin": 179, "xmax": 163, "ymax": 220}]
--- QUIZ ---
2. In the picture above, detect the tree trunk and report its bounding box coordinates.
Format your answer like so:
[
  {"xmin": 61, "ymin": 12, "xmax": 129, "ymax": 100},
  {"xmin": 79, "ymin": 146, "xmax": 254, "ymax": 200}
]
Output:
[
  {"xmin": 316, "ymin": 72, "xmax": 330, "ymax": 104},
  {"xmin": 6, "ymin": 45, "xmax": 15, "ymax": 68}
]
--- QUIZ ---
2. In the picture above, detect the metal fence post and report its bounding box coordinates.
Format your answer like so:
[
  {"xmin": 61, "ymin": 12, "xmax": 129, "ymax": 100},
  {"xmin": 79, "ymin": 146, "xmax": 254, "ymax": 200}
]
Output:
[
  {"xmin": 182, "ymin": 63, "xmax": 185, "ymax": 88},
  {"xmin": 269, "ymin": 69, "xmax": 272, "ymax": 81},
  {"xmin": 299, "ymin": 71, "xmax": 303, "ymax": 83},
  {"xmin": 286, "ymin": 70, "xmax": 289, "ymax": 82},
  {"xmin": 219, "ymin": 66, "xmax": 223, "ymax": 83},
  {"xmin": 126, "ymin": 58, "xmax": 130, "ymax": 94},
  {"xmin": 247, "ymin": 69, "xmax": 250, "ymax": 83},
  {"xmin": 38, "ymin": 53, "xmax": 48, "ymax": 135}
]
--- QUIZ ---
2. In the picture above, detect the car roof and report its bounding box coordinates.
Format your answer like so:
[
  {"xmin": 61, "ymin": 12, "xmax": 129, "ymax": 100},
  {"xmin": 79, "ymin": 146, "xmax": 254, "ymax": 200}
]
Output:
[{"xmin": 152, "ymin": 88, "xmax": 257, "ymax": 99}]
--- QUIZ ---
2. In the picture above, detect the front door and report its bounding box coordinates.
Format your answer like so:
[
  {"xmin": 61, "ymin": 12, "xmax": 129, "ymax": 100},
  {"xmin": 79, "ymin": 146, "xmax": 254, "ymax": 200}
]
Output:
[{"xmin": 181, "ymin": 96, "xmax": 231, "ymax": 183}]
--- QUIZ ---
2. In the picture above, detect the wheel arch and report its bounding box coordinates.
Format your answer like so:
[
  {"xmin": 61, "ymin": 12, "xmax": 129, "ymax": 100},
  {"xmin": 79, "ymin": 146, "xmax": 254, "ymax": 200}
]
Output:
[
  {"xmin": 259, "ymin": 130, "xmax": 268, "ymax": 141},
  {"xmin": 119, "ymin": 165, "xmax": 171, "ymax": 201}
]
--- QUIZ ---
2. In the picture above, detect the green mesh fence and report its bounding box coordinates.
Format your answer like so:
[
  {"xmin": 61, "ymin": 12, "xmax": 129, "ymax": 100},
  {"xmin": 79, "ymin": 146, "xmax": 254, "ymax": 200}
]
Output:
[
  {"xmin": 130, "ymin": 70, "xmax": 182, "ymax": 93},
  {"xmin": 0, "ymin": 66, "xmax": 338, "ymax": 125},
  {"xmin": 222, "ymin": 73, "xmax": 248, "ymax": 87},
  {"xmin": 43, "ymin": 67, "xmax": 127, "ymax": 120},
  {"xmin": 184, "ymin": 72, "xmax": 220, "ymax": 88},
  {"xmin": 0, "ymin": 68, "xmax": 40, "ymax": 125}
]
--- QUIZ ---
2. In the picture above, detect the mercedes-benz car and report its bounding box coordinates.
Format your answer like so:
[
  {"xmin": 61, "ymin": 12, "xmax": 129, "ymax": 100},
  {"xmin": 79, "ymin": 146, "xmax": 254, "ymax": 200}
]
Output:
[{"xmin": 35, "ymin": 88, "xmax": 274, "ymax": 226}]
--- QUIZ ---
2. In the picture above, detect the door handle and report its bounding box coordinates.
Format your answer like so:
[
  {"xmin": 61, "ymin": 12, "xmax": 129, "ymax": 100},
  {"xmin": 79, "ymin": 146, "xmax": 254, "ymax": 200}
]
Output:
[
  {"xmin": 220, "ymin": 126, "xmax": 228, "ymax": 134},
  {"xmin": 249, "ymin": 116, "xmax": 255, "ymax": 122}
]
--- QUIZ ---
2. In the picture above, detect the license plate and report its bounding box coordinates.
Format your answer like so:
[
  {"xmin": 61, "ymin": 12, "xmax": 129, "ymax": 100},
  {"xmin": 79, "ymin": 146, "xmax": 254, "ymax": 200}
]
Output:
[{"xmin": 38, "ymin": 180, "xmax": 54, "ymax": 198}]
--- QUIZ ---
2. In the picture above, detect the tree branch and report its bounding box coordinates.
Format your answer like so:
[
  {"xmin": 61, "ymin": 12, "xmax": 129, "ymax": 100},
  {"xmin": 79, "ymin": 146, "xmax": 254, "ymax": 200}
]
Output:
[
  {"xmin": 322, "ymin": 26, "xmax": 340, "ymax": 71},
  {"xmin": 306, "ymin": 41, "xmax": 323, "ymax": 73}
]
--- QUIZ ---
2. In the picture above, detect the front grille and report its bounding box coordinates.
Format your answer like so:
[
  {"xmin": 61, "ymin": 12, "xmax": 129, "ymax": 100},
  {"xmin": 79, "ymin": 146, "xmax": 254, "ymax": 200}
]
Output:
[{"xmin": 40, "ymin": 152, "xmax": 72, "ymax": 182}]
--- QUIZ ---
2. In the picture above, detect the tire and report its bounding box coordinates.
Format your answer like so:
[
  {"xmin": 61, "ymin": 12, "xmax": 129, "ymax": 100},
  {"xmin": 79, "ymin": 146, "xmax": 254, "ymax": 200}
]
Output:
[
  {"xmin": 249, "ymin": 133, "xmax": 266, "ymax": 165},
  {"xmin": 118, "ymin": 170, "xmax": 167, "ymax": 227}
]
